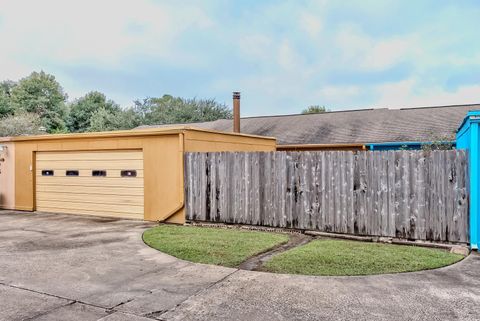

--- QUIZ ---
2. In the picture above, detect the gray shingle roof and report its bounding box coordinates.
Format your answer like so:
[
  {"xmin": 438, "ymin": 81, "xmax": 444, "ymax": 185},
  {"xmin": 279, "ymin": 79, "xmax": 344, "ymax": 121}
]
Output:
[{"xmin": 138, "ymin": 104, "xmax": 479, "ymax": 145}]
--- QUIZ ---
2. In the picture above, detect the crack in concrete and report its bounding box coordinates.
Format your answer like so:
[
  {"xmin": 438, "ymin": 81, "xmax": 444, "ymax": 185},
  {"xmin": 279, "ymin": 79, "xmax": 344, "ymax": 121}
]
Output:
[
  {"xmin": 22, "ymin": 301, "xmax": 77, "ymax": 321},
  {"xmin": 153, "ymin": 269, "xmax": 240, "ymax": 320},
  {"xmin": 110, "ymin": 296, "xmax": 137, "ymax": 310},
  {"xmin": 0, "ymin": 268, "xmax": 240, "ymax": 321},
  {"xmin": 0, "ymin": 281, "xmax": 115, "ymax": 320},
  {"xmin": 143, "ymin": 310, "xmax": 166, "ymax": 319},
  {"xmin": 0, "ymin": 282, "xmax": 106, "ymax": 309}
]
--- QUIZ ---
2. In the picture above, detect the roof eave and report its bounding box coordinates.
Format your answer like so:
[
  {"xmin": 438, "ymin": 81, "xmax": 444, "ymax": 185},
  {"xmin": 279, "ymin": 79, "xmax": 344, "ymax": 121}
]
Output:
[{"xmin": 0, "ymin": 126, "xmax": 276, "ymax": 143}]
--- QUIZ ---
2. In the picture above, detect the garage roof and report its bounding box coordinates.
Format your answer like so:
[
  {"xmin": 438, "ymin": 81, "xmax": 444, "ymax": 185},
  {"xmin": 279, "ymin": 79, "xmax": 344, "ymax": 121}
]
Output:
[{"xmin": 0, "ymin": 126, "xmax": 276, "ymax": 142}]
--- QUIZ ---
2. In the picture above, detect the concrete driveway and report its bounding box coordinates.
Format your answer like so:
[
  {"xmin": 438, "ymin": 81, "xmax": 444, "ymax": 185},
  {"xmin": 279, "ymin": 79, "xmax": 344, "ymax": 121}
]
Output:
[{"xmin": 0, "ymin": 210, "xmax": 479, "ymax": 321}]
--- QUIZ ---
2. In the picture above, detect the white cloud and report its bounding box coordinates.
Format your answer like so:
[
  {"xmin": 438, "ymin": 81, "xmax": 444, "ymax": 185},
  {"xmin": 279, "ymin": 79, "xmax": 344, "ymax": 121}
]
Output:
[
  {"xmin": 238, "ymin": 34, "xmax": 273, "ymax": 61},
  {"xmin": 375, "ymin": 78, "xmax": 480, "ymax": 108},
  {"xmin": 277, "ymin": 39, "xmax": 303, "ymax": 71},
  {"xmin": 299, "ymin": 12, "xmax": 323, "ymax": 38},
  {"xmin": 364, "ymin": 38, "xmax": 412, "ymax": 70},
  {"xmin": 0, "ymin": 0, "xmax": 478, "ymax": 113},
  {"xmin": 335, "ymin": 24, "xmax": 414, "ymax": 71},
  {"xmin": 0, "ymin": 0, "xmax": 214, "ymax": 75},
  {"xmin": 317, "ymin": 85, "xmax": 361, "ymax": 101}
]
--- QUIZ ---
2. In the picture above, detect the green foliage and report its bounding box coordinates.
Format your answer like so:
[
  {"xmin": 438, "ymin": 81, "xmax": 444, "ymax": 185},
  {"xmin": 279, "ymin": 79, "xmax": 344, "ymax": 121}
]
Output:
[
  {"xmin": 68, "ymin": 91, "xmax": 121, "ymax": 132},
  {"xmin": 0, "ymin": 112, "xmax": 43, "ymax": 137},
  {"xmin": 87, "ymin": 106, "xmax": 140, "ymax": 132},
  {"xmin": 143, "ymin": 225, "xmax": 288, "ymax": 267},
  {"xmin": 87, "ymin": 107, "xmax": 119, "ymax": 132},
  {"xmin": 116, "ymin": 108, "xmax": 142, "ymax": 130},
  {"xmin": 11, "ymin": 71, "xmax": 68, "ymax": 133},
  {"xmin": 135, "ymin": 95, "xmax": 232, "ymax": 125},
  {"xmin": 421, "ymin": 140, "xmax": 454, "ymax": 151},
  {"xmin": 264, "ymin": 239, "xmax": 463, "ymax": 276},
  {"xmin": 0, "ymin": 71, "xmax": 231, "ymax": 135},
  {"xmin": 302, "ymin": 105, "xmax": 327, "ymax": 114},
  {"xmin": 0, "ymin": 80, "xmax": 16, "ymax": 117},
  {"xmin": 0, "ymin": 81, "xmax": 16, "ymax": 116},
  {"xmin": 420, "ymin": 132, "xmax": 456, "ymax": 152}
]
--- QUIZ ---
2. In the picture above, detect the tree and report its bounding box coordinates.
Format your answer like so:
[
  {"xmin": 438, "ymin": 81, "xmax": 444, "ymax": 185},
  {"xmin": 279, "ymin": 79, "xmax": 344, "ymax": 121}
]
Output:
[
  {"xmin": 0, "ymin": 80, "xmax": 16, "ymax": 117},
  {"xmin": 68, "ymin": 91, "xmax": 121, "ymax": 132},
  {"xmin": 87, "ymin": 108, "xmax": 117, "ymax": 132},
  {"xmin": 87, "ymin": 107, "xmax": 140, "ymax": 132},
  {"xmin": 11, "ymin": 71, "xmax": 68, "ymax": 133},
  {"xmin": 302, "ymin": 105, "xmax": 328, "ymax": 114},
  {"xmin": 0, "ymin": 112, "xmax": 42, "ymax": 137},
  {"xmin": 116, "ymin": 108, "xmax": 141, "ymax": 130},
  {"xmin": 134, "ymin": 95, "xmax": 232, "ymax": 125}
]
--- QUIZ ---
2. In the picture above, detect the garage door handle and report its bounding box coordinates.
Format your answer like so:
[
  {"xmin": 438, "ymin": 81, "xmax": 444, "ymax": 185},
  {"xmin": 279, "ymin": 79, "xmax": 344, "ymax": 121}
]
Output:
[{"xmin": 121, "ymin": 170, "xmax": 137, "ymax": 177}]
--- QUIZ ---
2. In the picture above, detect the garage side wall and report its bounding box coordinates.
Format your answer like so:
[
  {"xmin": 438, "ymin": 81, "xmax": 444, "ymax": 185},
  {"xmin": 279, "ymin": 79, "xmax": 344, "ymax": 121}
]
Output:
[
  {"xmin": 184, "ymin": 130, "xmax": 276, "ymax": 152},
  {"xmin": 143, "ymin": 135, "xmax": 184, "ymax": 222},
  {"xmin": 0, "ymin": 142, "xmax": 15, "ymax": 209}
]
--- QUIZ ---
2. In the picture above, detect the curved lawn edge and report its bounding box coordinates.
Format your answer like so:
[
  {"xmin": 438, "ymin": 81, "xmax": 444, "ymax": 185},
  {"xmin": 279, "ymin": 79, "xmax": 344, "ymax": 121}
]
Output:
[
  {"xmin": 142, "ymin": 225, "xmax": 465, "ymax": 276},
  {"xmin": 142, "ymin": 225, "xmax": 289, "ymax": 268},
  {"xmin": 262, "ymin": 239, "xmax": 465, "ymax": 277}
]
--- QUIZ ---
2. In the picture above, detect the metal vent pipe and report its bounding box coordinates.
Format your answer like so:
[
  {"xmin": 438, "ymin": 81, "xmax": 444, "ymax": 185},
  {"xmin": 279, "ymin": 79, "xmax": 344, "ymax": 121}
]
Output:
[{"xmin": 233, "ymin": 92, "xmax": 240, "ymax": 133}]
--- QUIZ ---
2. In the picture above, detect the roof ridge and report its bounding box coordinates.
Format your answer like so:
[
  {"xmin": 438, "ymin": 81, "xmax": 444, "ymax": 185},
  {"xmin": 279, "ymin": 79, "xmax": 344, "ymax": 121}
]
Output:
[
  {"xmin": 398, "ymin": 103, "xmax": 480, "ymax": 111},
  {"xmin": 240, "ymin": 108, "xmax": 376, "ymax": 119},
  {"xmin": 239, "ymin": 103, "xmax": 480, "ymax": 119}
]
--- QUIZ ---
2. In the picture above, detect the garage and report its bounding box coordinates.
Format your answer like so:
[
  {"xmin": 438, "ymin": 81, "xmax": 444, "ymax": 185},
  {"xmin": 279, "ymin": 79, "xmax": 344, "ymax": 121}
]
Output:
[
  {"xmin": 0, "ymin": 127, "xmax": 276, "ymax": 222},
  {"xmin": 35, "ymin": 150, "xmax": 144, "ymax": 219}
]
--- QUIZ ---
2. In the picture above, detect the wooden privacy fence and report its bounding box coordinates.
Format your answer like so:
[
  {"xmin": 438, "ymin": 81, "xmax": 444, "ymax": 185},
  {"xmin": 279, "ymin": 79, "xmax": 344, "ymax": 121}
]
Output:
[{"xmin": 185, "ymin": 150, "xmax": 469, "ymax": 243}]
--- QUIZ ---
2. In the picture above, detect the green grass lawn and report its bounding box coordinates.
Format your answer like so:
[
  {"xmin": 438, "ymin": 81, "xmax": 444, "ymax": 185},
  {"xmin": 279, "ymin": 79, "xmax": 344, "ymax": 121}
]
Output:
[
  {"xmin": 143, "ymin": 225, "xmax": 289, "ymax": 267},
  {"xmin": 263, "ymin": 239, "xmax": 464, "ymax": 276}
]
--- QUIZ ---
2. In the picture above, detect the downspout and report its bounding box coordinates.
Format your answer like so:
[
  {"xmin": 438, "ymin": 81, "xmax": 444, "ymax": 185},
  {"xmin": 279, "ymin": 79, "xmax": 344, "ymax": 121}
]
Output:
[{"xmin": 160, "ymin": 132, "xmax": 185, "ymax": 223}]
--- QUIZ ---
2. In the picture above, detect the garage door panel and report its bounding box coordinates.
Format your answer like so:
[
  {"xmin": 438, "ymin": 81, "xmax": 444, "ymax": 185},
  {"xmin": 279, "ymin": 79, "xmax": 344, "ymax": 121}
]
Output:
[
  {"xmin": 36, "ymin": 207, "xmax": 143, "ymax": 220},
  {"xmin": 36, "ymin": 159, "xmax": 143, "ymax": 170},
  {"xmin": 36, "ymin": 200, "xmax": 143, "ymax": 214},
  {"xmin": 36, "ymin": 192, "xmax": 144, "ymax": 206},
  {"xmin": 36, "ymin": 151, "xmax": 143, "ymax": 161},
  {"xmin": 36, "ymin": 177, "xmax": 144, "ymax": 188},
  {"xmin": 35, "ymin": 169, "xmax": 144, "ymax": 178},
  {"xmin": 36, "ymin": 150, "xmax": 144, "ymax": 219},
  {"xmin": 37, "ymin": 185, "xmax": 144, "ymax": 196}
]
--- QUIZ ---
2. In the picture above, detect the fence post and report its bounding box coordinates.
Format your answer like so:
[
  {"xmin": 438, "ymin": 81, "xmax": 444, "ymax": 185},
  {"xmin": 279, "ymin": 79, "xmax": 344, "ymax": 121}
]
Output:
[{"xmin": 457, "ymin": 111, "xmax": 480, "ymax": 249}]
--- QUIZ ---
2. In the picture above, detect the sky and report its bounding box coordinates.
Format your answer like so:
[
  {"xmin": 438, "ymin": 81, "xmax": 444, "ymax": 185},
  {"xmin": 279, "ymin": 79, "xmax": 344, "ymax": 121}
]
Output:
[{"xmin": 0, "ymin": 0, "xmax": 479, "ymax": 116}]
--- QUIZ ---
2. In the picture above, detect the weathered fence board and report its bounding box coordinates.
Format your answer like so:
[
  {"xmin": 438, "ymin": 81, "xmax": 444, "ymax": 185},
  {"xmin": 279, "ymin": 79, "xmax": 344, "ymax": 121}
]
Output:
[{"xmin": 185, "ymin": 150, "xmax": 469, "ymax": 243}]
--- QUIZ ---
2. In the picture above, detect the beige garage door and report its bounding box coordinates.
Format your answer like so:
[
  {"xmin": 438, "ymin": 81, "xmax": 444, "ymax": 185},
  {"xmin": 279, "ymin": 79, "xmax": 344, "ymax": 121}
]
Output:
[{"xmin": 36, "ymin": 150, "xmax": 144, "ymax": 219}]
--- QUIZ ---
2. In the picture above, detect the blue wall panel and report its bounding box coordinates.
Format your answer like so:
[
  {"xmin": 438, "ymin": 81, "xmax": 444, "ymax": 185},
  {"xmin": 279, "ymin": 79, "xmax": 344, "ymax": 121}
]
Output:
[{"xmin": 456, "ymin": 111, "xmax": 480, "ymax": 249}]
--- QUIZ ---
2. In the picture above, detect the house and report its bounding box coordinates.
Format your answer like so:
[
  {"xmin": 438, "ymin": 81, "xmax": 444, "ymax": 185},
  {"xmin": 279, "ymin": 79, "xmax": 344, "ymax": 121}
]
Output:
[
  {"xmin": 139, "ymin": 103, "xmax": 478, "ymax": 151},
  {"xmin": 0, "ymin": 127, "xmax": 275, "ymax": 222}
]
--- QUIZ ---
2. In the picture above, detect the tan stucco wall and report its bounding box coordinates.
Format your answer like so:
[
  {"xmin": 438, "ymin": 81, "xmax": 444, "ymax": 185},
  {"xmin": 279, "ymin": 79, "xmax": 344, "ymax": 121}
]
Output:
[
  {"xmin": 184, "ymin": 130, "xmax": 276, "ymax": 152},
  {"xmin": 0, "ymin": 142, "xmax": 15, "ymax": 209}
]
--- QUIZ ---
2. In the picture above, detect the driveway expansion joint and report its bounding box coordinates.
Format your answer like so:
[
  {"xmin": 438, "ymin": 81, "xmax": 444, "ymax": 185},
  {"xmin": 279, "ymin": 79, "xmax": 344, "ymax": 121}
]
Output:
[
  {"xmin": 153, "ymin": 268, "xmax": 240, "ymax": 319},
  {"xmin": 22, "ymin": 301, "xmax": 77, "ymax": 321}
]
